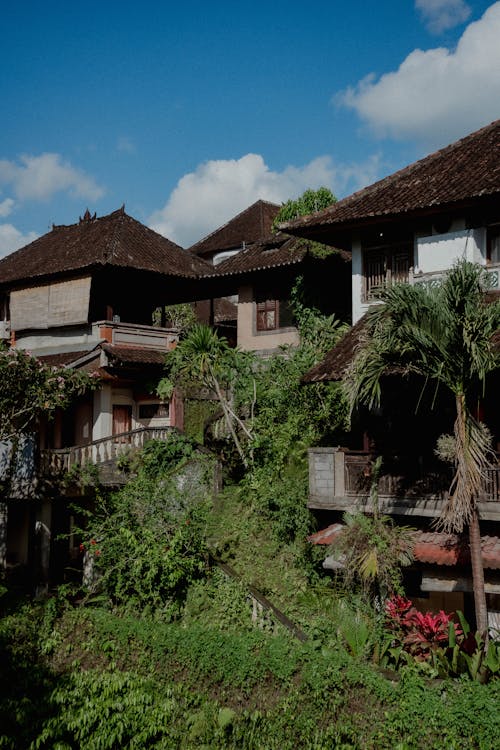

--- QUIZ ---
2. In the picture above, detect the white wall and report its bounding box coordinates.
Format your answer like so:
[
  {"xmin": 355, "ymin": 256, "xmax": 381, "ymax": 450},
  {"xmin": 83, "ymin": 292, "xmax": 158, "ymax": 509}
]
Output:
[
  {"xmin": 352, "ymin": 226, "xmax": 488, "ymax": 324},
  {"xmin": 415, "ymin": 228, "xmax": 485, "ymax": 274}
]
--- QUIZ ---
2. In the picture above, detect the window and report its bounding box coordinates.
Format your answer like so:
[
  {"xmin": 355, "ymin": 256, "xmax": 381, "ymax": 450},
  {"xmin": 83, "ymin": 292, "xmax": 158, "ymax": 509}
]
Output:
[
  {"xmin": 363, "ymin": 246, "xmax": 411, "ymax": 300},
  {"xmin": 487, "ymin": 227, "xmax": 500, "ymax": 265},
  {"xmin": 138, "ymin": 403, "xmax": 169, "ymax": 420},
  {"xmin": 256, "ymin": 298, "xmax": 278, "ymax": 331}
]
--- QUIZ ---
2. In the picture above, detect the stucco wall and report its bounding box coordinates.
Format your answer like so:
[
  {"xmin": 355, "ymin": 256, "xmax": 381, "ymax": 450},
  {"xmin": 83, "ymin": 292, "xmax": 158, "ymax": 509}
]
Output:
[
  {"xmin": 237, "ymin": 283, "xmax": 299, "ymax": 352},
  {"xmin": 352, "ymin": 224, "xmax": 489, "ymax": 324}
]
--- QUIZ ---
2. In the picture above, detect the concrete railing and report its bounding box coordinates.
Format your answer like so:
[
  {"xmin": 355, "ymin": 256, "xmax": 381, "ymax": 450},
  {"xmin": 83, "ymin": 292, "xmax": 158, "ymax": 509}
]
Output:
[
  {"xmin": 308, "ymin": 448, "xmax": 500, "ymax": 517},
  {"xmin": 40, "ymin": 427, "xmax": 174, "ymax": 474}
]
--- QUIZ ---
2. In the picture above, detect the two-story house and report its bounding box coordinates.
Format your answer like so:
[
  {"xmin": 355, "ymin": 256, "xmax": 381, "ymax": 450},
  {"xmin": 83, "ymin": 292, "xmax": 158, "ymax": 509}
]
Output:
[
  {"xmin": 284, "ymin": 119, "xmax": 500, "ymax": 624},
  {"xmin": 189, "ymin": 199, "xmax": 351, "ymax": 355},
  {"xmin": 0, "ymin": 206, "xmax": 215, "ymax": 588}
]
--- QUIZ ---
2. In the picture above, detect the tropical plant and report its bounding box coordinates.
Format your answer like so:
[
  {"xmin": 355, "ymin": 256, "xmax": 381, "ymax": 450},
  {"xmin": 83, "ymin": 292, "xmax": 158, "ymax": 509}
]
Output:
[
  {"xmin": 345, "ymin": 260, "xmax": 500, "ymax": 635},
  {"xmin": 79, "ymin": 438, "xmax": 211, "ymax": 613},
  {"xmin": 331, "ymin": 513, "xmax": 414, "ymax": 601},
  {"xmin": 272, "ymin": 187, "xmax": 336, "ymax": 228},
  {"xmin": 0, "ymin": 344, "xmax": 94, "ymax": 441},
  {"xmin": 158, "ymin": 324, "xmax": 256, "ymax": 467}
]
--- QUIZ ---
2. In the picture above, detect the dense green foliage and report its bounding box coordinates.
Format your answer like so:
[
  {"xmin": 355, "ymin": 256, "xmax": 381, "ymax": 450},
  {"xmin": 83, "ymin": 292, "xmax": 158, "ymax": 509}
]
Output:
[
  {"xmin": 1, "ymin": 597, "xmax": 499, "ymax": 749},
  {"xmin": 4, "ymin": 283, "xmax": 499, "ymax": 746},
  {"xmin": 272, "ymin": 187, "xmax": 336, "ymax": 228},
  {"xmin": 79, "ymin": 434, "xmax": 212, "ymax": 615},
  {"xmin": 0, "ymin": 344, "xmax": 95, "ymax": 440}
]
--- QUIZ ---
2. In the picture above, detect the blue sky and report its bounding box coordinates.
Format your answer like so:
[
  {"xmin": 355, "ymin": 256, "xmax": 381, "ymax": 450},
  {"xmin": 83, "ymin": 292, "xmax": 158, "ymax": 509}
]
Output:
[{"xmin": 1, "ymin": 0, "xmax": 499, "ymax": 254}]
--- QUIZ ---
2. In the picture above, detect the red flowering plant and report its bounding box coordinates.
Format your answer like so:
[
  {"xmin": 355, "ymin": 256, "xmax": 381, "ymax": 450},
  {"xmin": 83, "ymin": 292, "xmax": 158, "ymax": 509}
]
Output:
[
  {"xmin": 384, "ymin": 595, "xmax": 462, "ymax": 662},
  {"xmin": 79, "ymin": 539, "xmax": 102, "ymax": 558}
]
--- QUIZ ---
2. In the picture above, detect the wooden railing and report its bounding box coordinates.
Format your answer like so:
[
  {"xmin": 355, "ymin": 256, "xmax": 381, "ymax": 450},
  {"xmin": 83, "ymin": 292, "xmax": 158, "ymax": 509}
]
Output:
[
  {"xmin": 40, "ymin": 427, "xmax": 174, "ymax": 474},
  {"xmin": 343, "ymin": 452, "xmax": 500, "ymax": 503}
]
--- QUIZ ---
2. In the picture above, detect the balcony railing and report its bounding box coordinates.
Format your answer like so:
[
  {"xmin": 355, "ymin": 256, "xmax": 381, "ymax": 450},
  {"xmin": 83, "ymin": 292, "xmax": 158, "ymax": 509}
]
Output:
[
  {"xmin": 308, "ymin": 448, "xmax": 500, "ymax": 520},
  {"xmin": 40, "ymin": 426, "xmax": 174, "ymax": 474}
]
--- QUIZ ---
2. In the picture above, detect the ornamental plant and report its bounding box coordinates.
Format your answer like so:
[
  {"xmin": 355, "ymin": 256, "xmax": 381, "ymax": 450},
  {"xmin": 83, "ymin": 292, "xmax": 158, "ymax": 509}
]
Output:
[{"xmin": 385, "ymin": 595, "xmax": 461, "ymax": 661}]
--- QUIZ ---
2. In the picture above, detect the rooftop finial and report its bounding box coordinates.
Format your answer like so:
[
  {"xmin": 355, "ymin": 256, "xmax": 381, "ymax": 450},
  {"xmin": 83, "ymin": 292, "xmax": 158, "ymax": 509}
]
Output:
[{"xmin": 79, "ymin": 208, "xmax": 96, "ymax": 224}]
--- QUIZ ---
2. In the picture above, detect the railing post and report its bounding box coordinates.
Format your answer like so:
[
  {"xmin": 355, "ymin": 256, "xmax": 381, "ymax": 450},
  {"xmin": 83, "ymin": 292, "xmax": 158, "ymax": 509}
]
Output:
[{"xmin": 333, "ymin": 449, "xmax": 345, "ymax": 497}]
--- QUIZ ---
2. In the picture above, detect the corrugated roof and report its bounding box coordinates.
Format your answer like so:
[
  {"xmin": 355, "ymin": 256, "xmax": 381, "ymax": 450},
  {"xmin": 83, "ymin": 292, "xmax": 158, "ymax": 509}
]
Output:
[
  {"xmin": 0, "ymin": 207, "xmax": 212, "ymax": 287},
  {"xmin": 284, "ymin": 119, "xmax": 500, "ymax": 238},
  {"xmin": 188, "ymin": 200, "xmax": 279, "ymax": 257}
]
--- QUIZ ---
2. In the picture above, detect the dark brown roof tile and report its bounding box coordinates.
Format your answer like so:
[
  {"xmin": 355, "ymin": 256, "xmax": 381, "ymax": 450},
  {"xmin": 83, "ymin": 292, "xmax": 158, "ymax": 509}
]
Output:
[
  {"xmin": 189, "ymin": 200, "xmax": 279, "ymax": 257},
  {"xmin": 285, "ymin": 119, "xmax": 500, "ymax": 238},
  {"xmin": 0, "ymin": 207, "xmax": 212, "ymax": 287}
]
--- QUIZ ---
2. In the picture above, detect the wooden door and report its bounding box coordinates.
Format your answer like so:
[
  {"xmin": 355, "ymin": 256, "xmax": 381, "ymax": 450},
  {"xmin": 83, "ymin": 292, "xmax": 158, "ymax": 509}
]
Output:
[{"xmin": 112, "ymin": 405, "xmax": 132, "ymax": 442}]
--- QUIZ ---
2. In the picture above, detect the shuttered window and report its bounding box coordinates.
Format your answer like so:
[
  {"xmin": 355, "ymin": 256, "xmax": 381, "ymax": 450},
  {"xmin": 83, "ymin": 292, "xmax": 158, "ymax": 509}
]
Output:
[
  {"xmin": 256, "ymin": 299, "xmax": 278, "ymax": 331},
  {"xmin": 364, "ymin": 247, "xmax": 411, "ymax": 300}
]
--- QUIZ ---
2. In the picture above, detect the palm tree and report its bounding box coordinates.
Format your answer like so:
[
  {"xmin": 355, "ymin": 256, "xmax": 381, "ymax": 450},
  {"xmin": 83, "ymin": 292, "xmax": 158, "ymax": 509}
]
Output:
[{"xmin": 346, "ymin": 260, "xmax": 500, "ymax": 635}]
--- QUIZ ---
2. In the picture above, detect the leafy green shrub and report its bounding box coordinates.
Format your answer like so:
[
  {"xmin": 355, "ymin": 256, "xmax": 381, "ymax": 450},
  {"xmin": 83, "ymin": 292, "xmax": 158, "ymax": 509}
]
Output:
[
  {"xmin": 32, "ymin": 670, "xmax": 186, "ymax": 749},
  {"xmin": 80, "ymin": 439, "xmax": 212, "ymax": 614}
]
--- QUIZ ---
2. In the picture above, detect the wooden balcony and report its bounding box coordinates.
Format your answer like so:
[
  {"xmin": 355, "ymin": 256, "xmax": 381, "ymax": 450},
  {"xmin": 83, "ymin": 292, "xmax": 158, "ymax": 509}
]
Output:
[
  {"xmin": 40, "ymin": 426, "xmax": 174, "ymax": 479},
  {"xmin": 308, "ymin": 448, "xmax": 500, "ymax": 521}
]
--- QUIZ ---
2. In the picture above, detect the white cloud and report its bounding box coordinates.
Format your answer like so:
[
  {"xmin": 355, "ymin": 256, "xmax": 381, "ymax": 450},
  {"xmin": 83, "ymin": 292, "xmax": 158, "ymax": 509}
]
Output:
[
  {"xmin": 0, "ymin": 198, "xmax": 14, "ymax": 218},
  {"xmin": 416, "ymin": 0, "xmax": 471, "ymax": 34},
  {"xmin": 150, "ymin": 153, "xmax": 381, "ymax": 247},
  {"xmin": 0, "ymin": 153, "xmax": 104, "ymax": 202},
  {"xmin": 116, "ymin": 137, "xmax": 136, "ymax": 154},
  {"xmin": 0, "ymin": 223, "xmax": 38, "ymax": 258},
  {"xmin": 338, "ymin": 2, "xmax": 500, "ymax": 145}
]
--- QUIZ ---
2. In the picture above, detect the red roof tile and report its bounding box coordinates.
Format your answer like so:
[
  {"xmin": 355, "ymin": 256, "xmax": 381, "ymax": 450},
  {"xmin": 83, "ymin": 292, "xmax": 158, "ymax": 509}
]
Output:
[
  {"xmin": 101, "ymin": 343, "xmax": 167, "ymax": 365},
  {"xmin": 309, "ymin": 524, "xmax": 500, "ymax": 570},
  {"xmin": 37, "ymin": 350, "xmax": 91, "ymax": 367},
  {"xmin": 0, "ymin": 207, "xmax": 212, "ymax": 287},
  {"xmin": 284, "ymin": 119, "xmax": 500, "ymax": 241}
]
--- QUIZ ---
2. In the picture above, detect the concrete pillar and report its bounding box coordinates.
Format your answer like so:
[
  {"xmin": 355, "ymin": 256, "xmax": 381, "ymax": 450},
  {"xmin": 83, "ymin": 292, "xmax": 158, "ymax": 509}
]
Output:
[
  {"xmin": 34, "ymin": 499, "xmax": 51, "ymax": 597},
  {"xmin": 93, "ymin": 384, "xmax": 112, "ymax": 441},
  {"xmin": 0, "ymin": 502, "xmax": 7, "ymax": 573}
]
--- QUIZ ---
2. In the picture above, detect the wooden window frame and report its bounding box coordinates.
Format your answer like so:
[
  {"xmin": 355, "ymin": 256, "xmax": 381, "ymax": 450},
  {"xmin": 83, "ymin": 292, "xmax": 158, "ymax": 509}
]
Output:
[
  {"xmin": 256, "ymin": 298, "xmax": 279, "ymax": 331},
  {"xmin": 363, "ymin": 246, "xmax": 412, "ymax": 301},
  {"xmin": 487, "ymin": 227, "xmax": 500, "ymax": 265}
]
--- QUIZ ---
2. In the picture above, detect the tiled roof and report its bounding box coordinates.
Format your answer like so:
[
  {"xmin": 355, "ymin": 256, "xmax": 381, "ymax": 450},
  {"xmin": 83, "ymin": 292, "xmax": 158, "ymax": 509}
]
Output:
[
  {"xmin": 284, "ymin": 119, "xmax": 500, "ymax": 239},
  {"xmin": 0, "ymin": 207, "xmax": 212, "ymax": 287},
  {"xmin": 308, "ymin": 524, "xmax": 500, "ymax": 569},
  {"xmin": 302, "ymin": 316, "xmax": 367, "ymax": 383},
  {"xmin": 101, "ymin": 343, "xmax": 167, "ymax": 365},
  {"xmin": 38, "ymin": 342, "xmax": 168, "ymax": 370},
  {"xmin": 213, "ymin": 233, "xmax": 308, "ymax": 275},
  {"xmin": 188, "ymin": 200, "xmax": 280, "ymax": 256},
  {"xmin": 211, "ymin": 234, "xmax": 350, "ymax": 277},
  {"xmin": 38, "ymin": 350, "xmax": 91, "ymax": 368},
  {"xmin": 304, "ymin": 303, "xmax": 500, "ymax": 384}
]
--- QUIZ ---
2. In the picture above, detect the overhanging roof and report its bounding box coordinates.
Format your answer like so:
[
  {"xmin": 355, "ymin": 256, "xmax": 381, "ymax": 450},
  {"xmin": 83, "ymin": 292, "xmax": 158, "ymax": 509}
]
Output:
[
  {"xmin": 0, "ymin": 207, "xmax": 212, "ymax": 288},
  {"xmin": 283, "ymin": 119, "xmax": 500, "ymax": 244}
]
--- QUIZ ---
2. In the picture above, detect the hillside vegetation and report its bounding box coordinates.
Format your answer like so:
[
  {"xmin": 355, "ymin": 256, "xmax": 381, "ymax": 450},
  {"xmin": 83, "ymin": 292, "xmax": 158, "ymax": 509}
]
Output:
[{"xmin": 1, "ymin": 291, "xmax": 499, "ymax": 748}]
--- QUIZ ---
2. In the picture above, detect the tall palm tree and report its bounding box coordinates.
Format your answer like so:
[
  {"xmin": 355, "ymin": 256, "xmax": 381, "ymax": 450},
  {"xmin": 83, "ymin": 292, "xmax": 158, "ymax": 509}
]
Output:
[{"xmin": 346, "ymin": 260, "xmax": 500, "ymax": 634}]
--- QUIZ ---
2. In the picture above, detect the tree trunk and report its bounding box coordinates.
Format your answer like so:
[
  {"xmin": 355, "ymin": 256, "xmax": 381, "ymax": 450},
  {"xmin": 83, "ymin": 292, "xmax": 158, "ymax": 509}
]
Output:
[
  {"xmin": 446, "ymin": 393, "xmax": 489, "ymax": 637},
  {"xmin": 211, "ymin": 375, "xmax": 248, "ymax": 468},
  {"xmin": 469, "ymin": 508, "xmax": 489, "ymax": 638}
]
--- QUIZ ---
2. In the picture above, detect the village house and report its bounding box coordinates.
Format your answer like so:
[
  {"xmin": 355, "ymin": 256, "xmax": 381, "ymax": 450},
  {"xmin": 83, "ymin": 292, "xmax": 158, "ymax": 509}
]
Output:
[
  {"xmin": 213, "ymin": 232, "xmax": 351, "ymax": 354},
  {"xmin": 189, "ymin": 199, "xmax": 351, "ymax": 354},
  {"xmin": 0, "ymin": 206, "xmax": 216, "ymax": 588},
  {"xmin": 284, "ymin": 119, "xmax": 500, "ymax": 626}
]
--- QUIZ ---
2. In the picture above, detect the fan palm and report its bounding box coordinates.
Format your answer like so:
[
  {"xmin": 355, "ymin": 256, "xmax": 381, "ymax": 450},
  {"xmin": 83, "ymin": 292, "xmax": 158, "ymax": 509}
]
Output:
[{"xmin": 345, "ymin": 260, "xmax": 500, "ymax": 634}]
